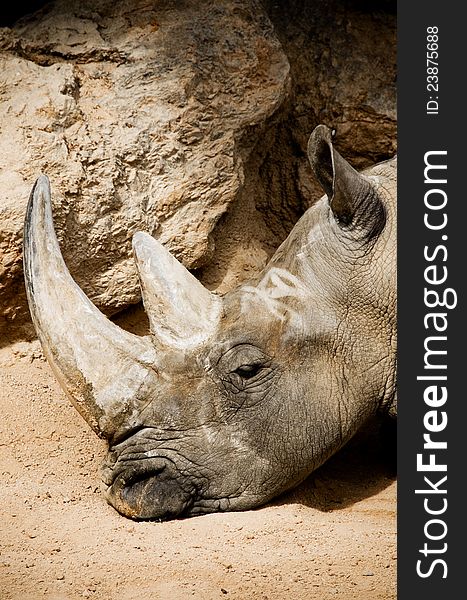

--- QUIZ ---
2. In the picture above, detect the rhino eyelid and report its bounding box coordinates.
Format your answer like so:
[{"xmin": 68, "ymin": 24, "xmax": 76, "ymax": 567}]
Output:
[
  {"xmin": 234, "ymin": 363, "xmax": 260, "ymax": 371},
  {"xmin": 232, "ymin": 364, "xmax": 262, "ymax": 379}
]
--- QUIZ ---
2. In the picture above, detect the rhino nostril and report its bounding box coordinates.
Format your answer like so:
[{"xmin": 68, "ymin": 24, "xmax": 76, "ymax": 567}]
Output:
[{"xmin": 123, "ymin": 465, "xmax": 166, "ymax": 489}]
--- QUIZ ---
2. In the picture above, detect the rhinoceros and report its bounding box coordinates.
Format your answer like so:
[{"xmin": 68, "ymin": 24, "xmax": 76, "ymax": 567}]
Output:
[{"xmin": 23, "ymin": 125, "xmax": 396, "ymax": 520}]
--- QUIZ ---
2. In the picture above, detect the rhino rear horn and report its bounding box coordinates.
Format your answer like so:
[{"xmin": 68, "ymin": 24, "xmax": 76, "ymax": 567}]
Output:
[
  {"xmin": 23, "ymin": 176, "xmax": 159, "ymax": 440},
  {"xmin": 132, "ymin": 232, "xmax": 221, "ymax": 349},
  {"xmin": 307, "ymin": 125, "xmax": 386, "ymax": 239}
]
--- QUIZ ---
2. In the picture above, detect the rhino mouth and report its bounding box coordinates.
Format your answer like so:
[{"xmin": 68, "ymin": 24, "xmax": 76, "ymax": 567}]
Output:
[{"xmin": 102, "ymin": 437, "xmax": 198, "ymax": 521}]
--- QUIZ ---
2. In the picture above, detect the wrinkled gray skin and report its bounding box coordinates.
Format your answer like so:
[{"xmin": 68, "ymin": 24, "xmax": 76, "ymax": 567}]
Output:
[{"xmin": 24, "ymin": 125, "xmax": 396, "ymax": 520}]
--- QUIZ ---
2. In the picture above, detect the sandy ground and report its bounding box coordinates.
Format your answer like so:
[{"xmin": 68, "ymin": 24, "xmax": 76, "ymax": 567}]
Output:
[{"xmin": 0, "ymin": 326, "xmax": 396, "ymax": 600}]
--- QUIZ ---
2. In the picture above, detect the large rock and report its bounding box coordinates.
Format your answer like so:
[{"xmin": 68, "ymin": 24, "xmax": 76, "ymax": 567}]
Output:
[
  {"xmin": 0, "ymin": 0, "xmax": 397, "ymax": 343},
  {"xmin": 0, "ymin": 0, "xmax": 290, "ymax": 338}
]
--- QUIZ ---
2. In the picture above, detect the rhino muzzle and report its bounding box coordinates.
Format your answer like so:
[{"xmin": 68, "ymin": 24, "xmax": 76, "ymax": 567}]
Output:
[{"xmin": 104, "ymin": 460, "xmax": 195, "ymax": 521}]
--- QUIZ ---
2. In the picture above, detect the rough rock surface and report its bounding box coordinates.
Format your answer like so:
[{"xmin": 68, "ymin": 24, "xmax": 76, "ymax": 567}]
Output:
[
  {"xmin": 0, "ymin": 0, "xmax": 396, "ymax": 342},
  {"xmin": 266, "ymin": 0, "xmax": 397, "ymax": 167},
  {"xmin": 0, "ymin": 0, "xmax": 289, "ymax": 338}
]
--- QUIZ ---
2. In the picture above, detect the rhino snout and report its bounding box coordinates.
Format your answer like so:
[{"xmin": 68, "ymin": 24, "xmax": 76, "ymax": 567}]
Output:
[{"xmin": 105, "ymin": 463, "xmax": 195, "ymax": 521}]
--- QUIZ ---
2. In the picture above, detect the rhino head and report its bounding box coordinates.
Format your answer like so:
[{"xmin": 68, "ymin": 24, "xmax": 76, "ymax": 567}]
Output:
[{"xmin": 24, "ymin": 125, "xmax": 396, "ymax": 520}]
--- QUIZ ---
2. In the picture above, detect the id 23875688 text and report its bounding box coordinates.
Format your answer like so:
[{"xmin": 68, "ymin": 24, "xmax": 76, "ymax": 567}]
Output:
[{"xmin": 426, "ymin": 26, "xmax": 439, "ymax": 115}]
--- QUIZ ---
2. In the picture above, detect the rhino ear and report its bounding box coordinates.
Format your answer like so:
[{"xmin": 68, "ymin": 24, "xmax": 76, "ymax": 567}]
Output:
[
  {"xmin": 132, "ymin": 232, "xmax": 221, "ymax": 349},
  {"xmin": 307, "ymin": 125, "xmax": 386, "ymax": 239}
]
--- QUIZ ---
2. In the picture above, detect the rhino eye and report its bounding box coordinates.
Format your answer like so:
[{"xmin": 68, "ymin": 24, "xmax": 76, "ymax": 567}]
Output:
[
  {"xmin": 216, "ymin": 344, "xmax": 272, "ymax": 383},
  {"xmin": 233, "ymin": 363, "xmax": 262, "ymax": 380}
]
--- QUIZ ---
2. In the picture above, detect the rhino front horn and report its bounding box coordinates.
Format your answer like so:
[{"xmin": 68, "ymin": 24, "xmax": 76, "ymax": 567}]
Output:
[
  {"xmin": 23, "ymin": 176, "xmax": 160, "ymax": 440},
  {"xmin": 307, "ymin": 125, "xmax": 386, "ymax": 239}
]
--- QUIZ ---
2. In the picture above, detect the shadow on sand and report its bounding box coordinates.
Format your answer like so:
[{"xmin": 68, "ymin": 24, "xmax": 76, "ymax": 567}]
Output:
[{"xmin": 271, "ymin": 415, "xmax": 396, "ymax": 512}]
